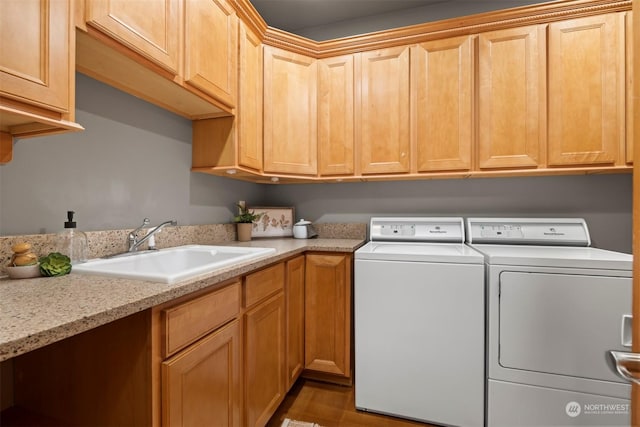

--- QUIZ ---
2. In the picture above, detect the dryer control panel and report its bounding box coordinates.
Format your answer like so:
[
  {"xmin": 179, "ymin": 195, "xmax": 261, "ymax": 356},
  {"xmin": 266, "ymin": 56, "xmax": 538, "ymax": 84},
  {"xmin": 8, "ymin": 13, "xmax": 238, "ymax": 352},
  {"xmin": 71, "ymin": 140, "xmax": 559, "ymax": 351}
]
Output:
[
  {"xmin": 466, "ymin": 218, "xmax": 591, "ymax": 246},
  {"xmin": 370, "ymin": 217, "xmax": 465, "ymax": 243}
]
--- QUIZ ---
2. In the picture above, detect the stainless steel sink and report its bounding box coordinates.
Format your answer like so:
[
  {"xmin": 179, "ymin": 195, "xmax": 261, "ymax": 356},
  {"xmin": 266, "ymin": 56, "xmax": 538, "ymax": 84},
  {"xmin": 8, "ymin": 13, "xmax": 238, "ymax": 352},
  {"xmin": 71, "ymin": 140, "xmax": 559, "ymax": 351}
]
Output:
[{"xmin": 72, "ymin": 245, "xmax": 276, "ymax": 284}]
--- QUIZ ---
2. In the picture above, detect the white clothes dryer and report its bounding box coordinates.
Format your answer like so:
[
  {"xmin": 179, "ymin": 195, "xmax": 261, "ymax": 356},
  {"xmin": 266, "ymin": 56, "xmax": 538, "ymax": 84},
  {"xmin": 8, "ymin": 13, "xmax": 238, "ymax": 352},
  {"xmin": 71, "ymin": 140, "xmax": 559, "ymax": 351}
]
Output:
[{"xmin": 467, "ymin": 218, "xmax": 632, "ymax": 427}]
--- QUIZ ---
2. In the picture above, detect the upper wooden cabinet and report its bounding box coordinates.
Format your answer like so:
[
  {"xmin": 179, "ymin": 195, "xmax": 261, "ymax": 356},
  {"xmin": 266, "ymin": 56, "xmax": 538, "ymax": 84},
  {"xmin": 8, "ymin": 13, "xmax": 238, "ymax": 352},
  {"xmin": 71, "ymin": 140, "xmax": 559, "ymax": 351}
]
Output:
[
  {"xmin": 626, "ymin": 10, "xmax": 634, "ymax": 165},
  {"xmin": 188, "ymin": 0, "xmax": 634, "ymax": 183},
  {"xmin": 0, "ymin": 0, "xmax": 83, "ymax": 154},
  {"xmin": 237, "ymin": 21, "xmax": 264, "ymax": 171},
  {"xmin": 183, "ymin": 0, "xmax": 237, "ymax": 106},
  {"xmin": 83, "ymin": 0, "xmax": 180, "ymax": 73},
  {"xmin": 78, "ymin": 0, "xmax": 236, "ymax": 119},
  {"xmin": 191, "ymin": 20, "xmax": 262, "ymax": 179},
  {"xmin": 477, "ymin": 25, "xmax": 545, "ymax": 170},
  {"xmin": 357, "ymin": 46, "xmax": 411, "ymax": 175},
  {"xmin": 411, "ymin": 36, "xmax": 472, "ymax": 173},
  {"xmin": 547, "ymin": 13, "xmax": 624, "ymax": 167},
  {"xmin": 263, "ymin": 46, "xmax": 318, "ymax": 175},
  {"xmin": 318, "ymin": 55, "xmax": 355, "ymax": 176}
]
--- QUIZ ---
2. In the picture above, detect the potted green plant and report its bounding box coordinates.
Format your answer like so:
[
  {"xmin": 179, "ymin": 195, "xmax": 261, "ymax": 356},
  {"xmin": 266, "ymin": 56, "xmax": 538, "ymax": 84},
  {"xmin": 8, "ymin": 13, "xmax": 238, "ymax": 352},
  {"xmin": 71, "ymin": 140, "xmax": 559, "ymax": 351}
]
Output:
[{"xmin": 234, "ymin": 204, "xmax": 262, "ymax": 241}]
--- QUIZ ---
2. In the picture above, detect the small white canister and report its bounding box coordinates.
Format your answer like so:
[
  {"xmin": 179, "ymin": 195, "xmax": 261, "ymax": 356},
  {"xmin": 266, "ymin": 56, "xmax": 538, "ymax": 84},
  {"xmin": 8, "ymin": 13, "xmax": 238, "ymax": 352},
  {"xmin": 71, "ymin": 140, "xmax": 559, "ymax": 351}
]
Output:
[{"xmin": 293, "ymin": 219, "xmax": 318, "ymax": 239}]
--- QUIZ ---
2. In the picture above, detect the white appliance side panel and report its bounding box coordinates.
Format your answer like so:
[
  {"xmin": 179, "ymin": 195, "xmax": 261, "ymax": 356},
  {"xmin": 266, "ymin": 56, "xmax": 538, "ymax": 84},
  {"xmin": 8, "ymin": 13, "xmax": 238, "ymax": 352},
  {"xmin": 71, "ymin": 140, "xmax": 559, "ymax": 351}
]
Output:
[
  {"xmin": 499, "ymin": 272, "xmax": 631, "ymax": 383},
  {"xmin": 354, "ymin": 259, "xmax": 485, "ymax": 427},
  {"xmin": 488, "ymin": 380, "xmax": 630, "ymax": 427}
]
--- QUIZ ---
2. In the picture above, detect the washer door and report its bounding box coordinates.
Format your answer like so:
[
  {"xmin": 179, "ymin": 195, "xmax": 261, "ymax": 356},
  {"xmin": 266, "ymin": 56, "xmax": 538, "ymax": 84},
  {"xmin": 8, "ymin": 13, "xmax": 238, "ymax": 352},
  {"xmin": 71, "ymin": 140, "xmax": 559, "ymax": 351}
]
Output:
[
  {"xmin": 499, "ymin": 271, "xmax": 631, "ymax": 383},
  {"xmin": 355, "ymin": 259, "xmax": 485, "ymax": 426}
]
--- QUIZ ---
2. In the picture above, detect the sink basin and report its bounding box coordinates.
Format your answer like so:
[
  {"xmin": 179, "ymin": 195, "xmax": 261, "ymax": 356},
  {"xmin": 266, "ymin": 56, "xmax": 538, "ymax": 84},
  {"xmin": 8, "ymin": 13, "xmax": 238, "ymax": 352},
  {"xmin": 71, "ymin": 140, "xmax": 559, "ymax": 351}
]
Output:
[{"xmin": 72, "ymin": 245, "xmax": 276, "ymax": 284}]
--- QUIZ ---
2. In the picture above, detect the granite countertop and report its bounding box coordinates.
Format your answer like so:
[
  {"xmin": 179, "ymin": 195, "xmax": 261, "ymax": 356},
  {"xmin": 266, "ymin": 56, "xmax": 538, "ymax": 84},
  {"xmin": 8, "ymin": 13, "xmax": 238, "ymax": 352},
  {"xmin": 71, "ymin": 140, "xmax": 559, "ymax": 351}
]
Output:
[{"xmin": 0, "ymin": 238, "xmax": 365, "ymax": 362}]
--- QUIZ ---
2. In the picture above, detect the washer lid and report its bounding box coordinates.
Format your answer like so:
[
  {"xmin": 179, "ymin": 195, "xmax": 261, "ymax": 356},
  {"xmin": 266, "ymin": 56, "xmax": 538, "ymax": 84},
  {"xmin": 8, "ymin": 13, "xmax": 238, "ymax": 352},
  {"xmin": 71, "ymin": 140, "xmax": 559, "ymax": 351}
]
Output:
[
  {"xmin": 369, "ymin": 217, "xmax": 465, "ymax": 243},
  {"xmin": 356, "ymin": 241, "xmax": 485, "ymax": 264},
  {"xmin": 469, "ymin": 244, "xmax": 632, "ymax": 270}
]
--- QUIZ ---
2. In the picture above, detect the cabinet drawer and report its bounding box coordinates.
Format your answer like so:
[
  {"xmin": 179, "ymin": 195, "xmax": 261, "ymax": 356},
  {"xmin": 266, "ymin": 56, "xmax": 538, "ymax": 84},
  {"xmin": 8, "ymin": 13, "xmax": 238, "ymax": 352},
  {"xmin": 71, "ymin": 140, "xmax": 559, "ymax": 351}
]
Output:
[
  {"xmin": 163, "ymin": 281, "xmax": 240, "ymax": 357},
  {"xmin": 244, "ymin": 263, "xmax": 285, "ymax": 308}
]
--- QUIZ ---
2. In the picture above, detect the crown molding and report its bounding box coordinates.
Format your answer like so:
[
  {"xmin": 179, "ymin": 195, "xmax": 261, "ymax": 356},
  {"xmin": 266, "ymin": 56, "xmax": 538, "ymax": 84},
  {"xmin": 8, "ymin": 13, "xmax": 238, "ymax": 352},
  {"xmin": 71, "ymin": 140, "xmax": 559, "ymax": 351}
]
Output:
[
  {"xmin": 253, "ymin": 0, "xmax": 631, "ymax": 58},
  {"xmin": 263, "ymin": 26, "xmax": 320, "ymax": 56},
  {"xmin": 232, "ymin": 0, "xmax": 268, "ymax": 37}
]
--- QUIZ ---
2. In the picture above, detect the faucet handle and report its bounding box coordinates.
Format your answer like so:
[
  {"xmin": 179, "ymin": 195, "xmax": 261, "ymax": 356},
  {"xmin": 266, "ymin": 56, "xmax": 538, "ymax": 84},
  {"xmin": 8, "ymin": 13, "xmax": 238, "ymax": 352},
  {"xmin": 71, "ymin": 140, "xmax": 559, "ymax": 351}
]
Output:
[
  {"xmin": 129, "ymin": 218, "xmax": 151, "ymax": 241},
  {"xmin": 136, "ymin": 218, "xmax": 151, "ymax": 233}
]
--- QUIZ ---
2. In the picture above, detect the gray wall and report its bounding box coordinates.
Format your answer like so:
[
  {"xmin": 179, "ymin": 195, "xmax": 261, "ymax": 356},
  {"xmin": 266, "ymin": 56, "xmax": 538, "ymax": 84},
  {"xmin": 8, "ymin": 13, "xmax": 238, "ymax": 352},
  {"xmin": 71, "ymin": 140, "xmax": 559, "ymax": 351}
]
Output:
[
  {"xmin": 263, "ymin": 175, "xmax": 633, "ymax": 253},
  {"xmin": 0, "ymin": 73, "xmax": 267, "ymax": 235},
  {"xmin": 0, "ymin": 75, "xmax": 633, "ymax": 253}
]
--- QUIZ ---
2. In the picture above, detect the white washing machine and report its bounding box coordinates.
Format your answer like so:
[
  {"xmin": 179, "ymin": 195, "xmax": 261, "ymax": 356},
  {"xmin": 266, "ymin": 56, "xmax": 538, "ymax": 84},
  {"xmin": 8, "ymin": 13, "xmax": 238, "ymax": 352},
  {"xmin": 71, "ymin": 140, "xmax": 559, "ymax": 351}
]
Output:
[
  {"xmin": 467, "ymin": 218, "xmax": 632, "ymax": 427},
  {"xmin": 355, "ymin": 217, "xmax": 485, "ymax": 427}
]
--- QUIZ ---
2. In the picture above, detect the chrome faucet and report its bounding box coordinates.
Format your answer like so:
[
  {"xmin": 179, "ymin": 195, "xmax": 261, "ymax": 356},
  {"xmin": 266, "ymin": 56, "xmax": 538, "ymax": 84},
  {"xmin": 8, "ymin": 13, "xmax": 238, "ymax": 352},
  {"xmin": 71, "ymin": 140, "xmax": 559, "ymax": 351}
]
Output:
[{"xmin": 128, "ymin": 218, "xmax": 177, "ymax": 252}]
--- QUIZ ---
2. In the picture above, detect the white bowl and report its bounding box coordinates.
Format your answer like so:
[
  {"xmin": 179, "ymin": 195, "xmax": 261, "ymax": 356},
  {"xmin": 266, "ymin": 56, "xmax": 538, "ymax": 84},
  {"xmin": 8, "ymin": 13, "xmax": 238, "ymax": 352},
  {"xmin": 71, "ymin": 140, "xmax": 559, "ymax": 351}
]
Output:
[{"xmin": 5, "ymin": 264, "xmax": 41, "ymax": 279}]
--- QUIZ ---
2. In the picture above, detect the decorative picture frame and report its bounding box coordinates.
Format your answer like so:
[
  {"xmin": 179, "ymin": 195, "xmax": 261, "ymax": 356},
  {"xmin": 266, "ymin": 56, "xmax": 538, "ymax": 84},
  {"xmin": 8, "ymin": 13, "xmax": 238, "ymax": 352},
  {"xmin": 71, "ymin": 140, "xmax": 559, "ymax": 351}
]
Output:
[{"xmin": 250, "ymin": 207, "xmax": 295, "ymax": 238}]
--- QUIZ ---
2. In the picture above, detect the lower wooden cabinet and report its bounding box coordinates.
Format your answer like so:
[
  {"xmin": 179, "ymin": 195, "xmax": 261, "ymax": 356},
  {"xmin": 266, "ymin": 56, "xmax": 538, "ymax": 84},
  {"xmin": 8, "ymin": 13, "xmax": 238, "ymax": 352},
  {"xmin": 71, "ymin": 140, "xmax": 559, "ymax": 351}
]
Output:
[
  {"xmin": 162, "ymin": 320, "xmax": 241, "ymax": 427},
  {"xmin": 243, "ymin": 264, "xmax": 286, "ymax": 427},
  {"xmin": 303, "ymin": 253, "xmax": 353, "ymax": 383},
  {"xmin": 158, "ymin": 281, "xmax": 242, "ymax": 427},
  {"xmin": 285, "ymin": 256, "xmax": 306, "ymax": 389},
  {"xmin": 2, "ymin": 254, "xmax": 355, "ymax": 427}
]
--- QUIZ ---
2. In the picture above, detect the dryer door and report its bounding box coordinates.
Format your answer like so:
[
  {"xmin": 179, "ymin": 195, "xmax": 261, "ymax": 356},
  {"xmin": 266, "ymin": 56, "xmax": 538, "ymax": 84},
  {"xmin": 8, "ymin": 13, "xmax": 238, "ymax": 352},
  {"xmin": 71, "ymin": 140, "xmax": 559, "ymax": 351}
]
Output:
[{"xmin": 499, "ymin": 271, "xmax": 631, "ymax": 383}]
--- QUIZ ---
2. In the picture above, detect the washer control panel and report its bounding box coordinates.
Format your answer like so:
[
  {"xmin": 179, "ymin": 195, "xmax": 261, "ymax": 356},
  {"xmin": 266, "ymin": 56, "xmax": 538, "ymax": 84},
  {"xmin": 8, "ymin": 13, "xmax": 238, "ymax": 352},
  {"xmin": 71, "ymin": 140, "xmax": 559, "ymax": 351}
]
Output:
[
  {"xmin": 466, "ymin": 218, "xmax": 590, "ymax": 246},
  {"xmin": 370, "ymin": 217, "xmax": 465, "ymax": 243},
  {"xmin": 379, "ymin": 223, "xmax": 416, "ymax": 237}
]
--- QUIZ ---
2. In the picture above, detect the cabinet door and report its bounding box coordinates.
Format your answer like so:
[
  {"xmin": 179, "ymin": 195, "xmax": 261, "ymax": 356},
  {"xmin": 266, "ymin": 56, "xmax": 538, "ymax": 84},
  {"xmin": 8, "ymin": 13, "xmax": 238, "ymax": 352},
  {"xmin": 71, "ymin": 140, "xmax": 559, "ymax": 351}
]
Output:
[
  {"xmin": 626, "ymin": 11, "xmax": 633, "ymax": 165},
  {"xmin": 304, "ymin": 253, "xmax": 351, "ymax": 379},
  {"xmin": 285, "ymin": 256, "xmax": 305, "ymax": 389},
  {"xmin": 412, "ymin": 36, "xmax": 472, "ymax": 172},
  {"xmin": 548, "ymin": 13, "xmax": 623, "ymax": 166},
  {"xmin": 358, "ymin": 46, "xmax": 410, "ymax": 174},
  {"xmin": 238, "ymin": 22, "xmax": 263, "ymax": 170},
  {"xmin": 162, "ymin": 320, "xmax": 241, "ymax": 427},
  {"xmin": 0, "ymin": 0, "xmax": 71, "ymax": 112},
  {"xmin": 85, "ymin": 0, "xmax": 180, "ymax": 74},
  {"xmin": 244, "ymin": 293, "xmax": 286, "ymax": 427},
  {"xmin": 478, "ymin": 25, "xmax": 544, "ymax": 169},
  {"xmin": 263, "ymin": 46, "xmax": 318, "ymax": 175},
  {"xmin": 184, "ymin": 0, "xmax": 237, "ymax": 108},
  {"xmin": 318, "ymin": 55, "xmax": 355, "ymax": 176}
]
